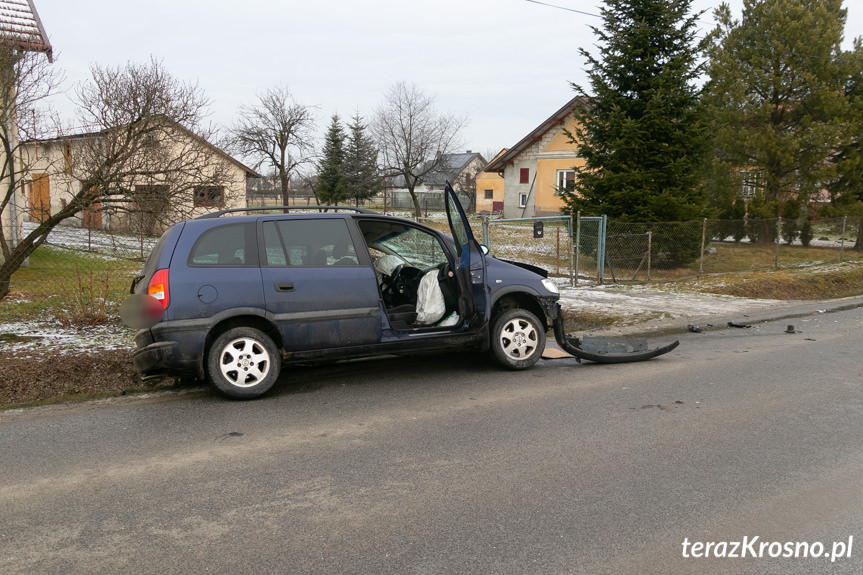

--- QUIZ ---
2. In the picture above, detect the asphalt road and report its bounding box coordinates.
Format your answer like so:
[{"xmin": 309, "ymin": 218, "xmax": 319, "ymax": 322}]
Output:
[{"xmin": 2, "ymin": 308, "xmax": 862, "ymax": 574}]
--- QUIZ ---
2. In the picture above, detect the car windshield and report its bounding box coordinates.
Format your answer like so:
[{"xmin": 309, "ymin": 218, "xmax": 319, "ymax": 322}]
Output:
[{"xmin": 360, "ymin": 220, "xmax": 449, "ymax": 269}]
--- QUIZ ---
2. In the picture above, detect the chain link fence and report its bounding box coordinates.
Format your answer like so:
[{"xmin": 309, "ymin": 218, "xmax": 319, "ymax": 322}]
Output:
[
  {"xmin": 4, "ymin": 223, "xmax": 151, "ymax": 324},
  {"xmin": 482, "ymin": 217, "xmax": 575, "ymax": 284},
  {"xmin": 480, "ymin": 215, "xmax": 863, "ymax": 285},
  {"xmin": 6, "ymin": 214, "xmax": 863, "ymax": 319}
]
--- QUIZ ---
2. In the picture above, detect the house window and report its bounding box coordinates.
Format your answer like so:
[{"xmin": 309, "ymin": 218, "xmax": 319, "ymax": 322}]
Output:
[
  {"xmin": 194, "ymin": 186, "xmax": 225, "ymax": 207},
  {"xmin": 519, "ymin": 193, "xmax": 528, "ymax": 208},
  {"xmin": 739, "ymin": 170, "xmax": 763, "ymax": 200},
  {"xmin": 484, "ymin": 189, "xmax": 493, "ymax": 200},
  {"xmin": 519, "ymin": 168, "xmax": 530, "ymax": 184},
  {"xmin": 557, "ymin": 170, "xmax": 575, "ymax": 193}
]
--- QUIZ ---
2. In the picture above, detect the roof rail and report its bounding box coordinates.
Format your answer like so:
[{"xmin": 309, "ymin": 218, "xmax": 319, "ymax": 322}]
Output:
[{"xmin": 196, "ymin": 205, "xmax": 378, "ymax": 219}]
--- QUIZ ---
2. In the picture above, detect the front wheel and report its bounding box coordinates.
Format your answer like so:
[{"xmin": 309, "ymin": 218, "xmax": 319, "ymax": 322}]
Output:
[
  {"xmin": 490, "ymin": 308, "xmax": 546, "ymax": 370},
  {"xmin": 207, "ymin": 327, "xmax": 280, "ymax": 399}
]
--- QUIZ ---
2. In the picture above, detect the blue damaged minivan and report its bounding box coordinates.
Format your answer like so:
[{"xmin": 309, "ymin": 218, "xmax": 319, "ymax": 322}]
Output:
[{"xmin": 127, "ymin": 184, "xmax": 563, "ymax": 398}]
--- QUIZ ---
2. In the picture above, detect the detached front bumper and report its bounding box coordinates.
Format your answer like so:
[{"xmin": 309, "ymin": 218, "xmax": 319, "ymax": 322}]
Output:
[{"xmin": 550, "ymin": 304, "xmax": 679, "ymax": 364}]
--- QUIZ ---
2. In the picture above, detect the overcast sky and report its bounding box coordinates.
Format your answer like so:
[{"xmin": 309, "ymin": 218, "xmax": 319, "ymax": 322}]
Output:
[{"xmin": 33, "ymin": 0, "xmax": 863, "ymax": 163}]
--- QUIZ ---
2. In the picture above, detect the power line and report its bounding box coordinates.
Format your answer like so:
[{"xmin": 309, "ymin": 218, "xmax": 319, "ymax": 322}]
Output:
[
  {"xmin": 522, "ymin": 0, "xmax": 853, "ymax": 64},
  {"xmin": 522, "ymin": 0, "xmax": 601, "ymax": 18},
  {"xmin": 522, "ymin": 0, "xmax": 717, "ymax": 30}
]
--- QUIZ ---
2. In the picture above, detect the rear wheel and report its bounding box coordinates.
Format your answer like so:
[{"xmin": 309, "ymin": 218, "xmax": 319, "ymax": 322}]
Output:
[
  {"xmin": 490, "ymin": 308, "xmax": 546, "ymax": 370},
  {"xmin": 207, "ymin": 327, "xmax": 280, "ymax": 399}
]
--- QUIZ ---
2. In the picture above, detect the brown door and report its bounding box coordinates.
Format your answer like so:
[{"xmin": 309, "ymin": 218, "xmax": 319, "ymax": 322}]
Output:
[{"xmin": 29, "ymin": 173, "xmax": 50, "ymax": 222}]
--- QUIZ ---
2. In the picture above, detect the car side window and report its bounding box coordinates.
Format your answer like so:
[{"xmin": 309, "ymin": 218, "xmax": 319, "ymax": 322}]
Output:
[
  {"xmin": 262, "ymin": 221, "xmax": 287, "ymax": 266},
  {"xmin": 262, "ymin": 219, "xmax": 359, "ymax": 267},
  {"xmin": 189, "ymin": 223, "xmax": 256, "ymax": 266}
]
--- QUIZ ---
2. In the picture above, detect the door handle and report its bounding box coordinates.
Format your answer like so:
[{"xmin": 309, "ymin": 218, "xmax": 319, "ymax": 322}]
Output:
[{"xmin": 275, "ymin": 282, "xmax": 294, "ymax": 292}]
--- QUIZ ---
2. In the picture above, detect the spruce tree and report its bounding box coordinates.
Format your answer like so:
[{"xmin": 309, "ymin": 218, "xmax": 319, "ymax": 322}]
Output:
[
  {"xmin": 563, "ymin": 0, "xmax": 709, "ymax": 224},
  {"xmin": 344, "ymin": 112, "xmax": 380, "ymax": 205},
  {"xmin": 315, "ymin": 115, "xmax": 347, "ymax": 205}
]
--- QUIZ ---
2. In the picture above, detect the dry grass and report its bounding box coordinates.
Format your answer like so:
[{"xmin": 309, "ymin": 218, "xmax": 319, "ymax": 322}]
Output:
[
  {"xmin": 3, "ymin": 246, "xmax": 140, "ymax": 324},
  {"xmin": 55, "ymin": 269, "xmax": 125, "ymax": 326},
  {"xmin": 699, "ymin": 242, "xmax": 848, "ymax": 274},
  {"xmin": 671, "ymin": 261, "xmax": 863, "ymax": 300}
]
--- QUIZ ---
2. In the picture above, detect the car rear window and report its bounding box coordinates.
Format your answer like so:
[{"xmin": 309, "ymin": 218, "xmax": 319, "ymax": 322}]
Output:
[
  {"xmin": 189, "ymin": 223, "xmax": 258, "ymax": 266},
  {"xmin": 142, "ymin": 224, "xmax": 178, "ymax": 277}
]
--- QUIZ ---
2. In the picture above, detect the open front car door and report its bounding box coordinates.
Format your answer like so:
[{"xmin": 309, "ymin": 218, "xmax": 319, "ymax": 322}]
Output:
[{"xmin": 444, "ymin": 182, "xmax": 487, "ymax": 325}]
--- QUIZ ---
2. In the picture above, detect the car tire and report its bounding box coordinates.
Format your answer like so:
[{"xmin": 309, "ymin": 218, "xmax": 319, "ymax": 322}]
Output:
[
  {"xmin": 490, "ymin": 308, "xmax": 546, "ymax": 370},
  {"xmin": 207, "ymin": 327, "xmax": 280, "ymax": 399}
]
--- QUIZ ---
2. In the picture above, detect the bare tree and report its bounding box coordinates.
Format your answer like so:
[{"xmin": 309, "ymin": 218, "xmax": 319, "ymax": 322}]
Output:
[
  {"xmin": 0, "ymin": 57, "xmax": 228, "ymax": 299},
  {"xmin": 451, "ymin": 164, "xmax": 480, "ymax": 214},
  {"xmin": 373, "ymin": 81, "xmax": 467, "ymax": 219},
  {"xmin": 73, "ymin": 59, "xmax": 236, "ymax": 227},
  {"xmin": 230, "ymin": 85, "xmax": 316, "ymax": 206}
]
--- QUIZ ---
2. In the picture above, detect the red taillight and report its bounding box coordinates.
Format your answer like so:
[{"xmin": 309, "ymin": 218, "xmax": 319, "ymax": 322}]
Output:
[{"xmin": 147, "ymin": 269, "xmax": 170, "ymax": 309}]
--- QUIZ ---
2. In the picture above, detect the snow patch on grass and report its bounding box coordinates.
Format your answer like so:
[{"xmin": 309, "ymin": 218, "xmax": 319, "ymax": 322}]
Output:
[
  {"xmin": 557, "ymin": 283, "xmax": 790, "ymax": 325},
  {"xmin": 23, "ymin": 221, "xmax": 157, "ymax": 259},
  {"xmin": 0, "ymin": 319, "xmax": 134, "ymax": 357}
]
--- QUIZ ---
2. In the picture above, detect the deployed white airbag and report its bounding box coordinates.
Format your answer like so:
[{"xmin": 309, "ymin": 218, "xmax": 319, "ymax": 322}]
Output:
[{"xmin": 415, "ymin": 268, "xmax": 446, "ymax": 325}]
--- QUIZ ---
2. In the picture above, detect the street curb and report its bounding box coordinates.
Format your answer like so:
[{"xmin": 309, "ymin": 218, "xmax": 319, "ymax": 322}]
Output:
[{"xmin": 560, "ymin": 294, "xmax": 863, "ymax": 340}]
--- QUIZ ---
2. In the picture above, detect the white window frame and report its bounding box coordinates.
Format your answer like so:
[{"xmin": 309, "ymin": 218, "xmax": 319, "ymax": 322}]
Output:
[
  {"xmin": 557, "ymin": 169, "xmax": 576, "ymax": 193},
  {"xmin": 519, "ymin": 193, "xmax": 528, "ymax": 208}
]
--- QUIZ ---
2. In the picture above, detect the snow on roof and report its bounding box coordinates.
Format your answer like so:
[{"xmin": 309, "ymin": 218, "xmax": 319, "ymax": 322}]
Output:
[
  {"xmin": 421, "ymin": 152, "xmax": 485, "ymax": 187},
  {"xmin": 0, "ymin": 0, "xmax": 52, "ymax": 59}
]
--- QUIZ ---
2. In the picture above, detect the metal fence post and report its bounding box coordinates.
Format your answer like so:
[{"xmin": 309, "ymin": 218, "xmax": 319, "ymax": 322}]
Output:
[
  {"xmin": 775, "ymin": 217, "xmax": 782, "ymax": 270},
  {"xmin": 570, "ymin": 214, "xmax": 575, "ymax": 287},
  {"xmin": 840, "ymin": 215, "xmax": 847, "ymax": 263},
  {"xmin": 598, "ymin": 215, "xmax": 607, "ymax": 285},
  {"xmin": 647, "ymin": 230, "xmax": 652, "ymax": 282},
  {"xmin": 556, "ymin": 227, "xmax": 560, "ymax": 276},
  {"xmin": 482, "ymin": 215, "xmax": 489, "ymax": 248},
  {"xmin": 574, "ymin": 212, "xmax": 581, "ymax": 287},
  {"xmin": 699, "ymin": 218, "xmax": 707, "ymax": 276}
]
